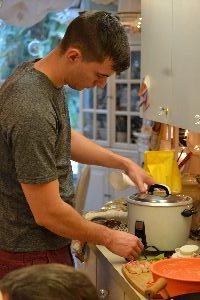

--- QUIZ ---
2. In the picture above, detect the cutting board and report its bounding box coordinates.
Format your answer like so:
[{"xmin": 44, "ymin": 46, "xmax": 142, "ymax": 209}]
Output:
[{"xmin": 122, "ymin": 263, "xmax": 160, "ymax": 298}]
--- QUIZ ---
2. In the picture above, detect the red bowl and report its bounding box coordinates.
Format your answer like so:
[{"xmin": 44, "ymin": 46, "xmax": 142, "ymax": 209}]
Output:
[{"xmin": 150, "ymin": 258, "xmax": 200, "ymax": 297}]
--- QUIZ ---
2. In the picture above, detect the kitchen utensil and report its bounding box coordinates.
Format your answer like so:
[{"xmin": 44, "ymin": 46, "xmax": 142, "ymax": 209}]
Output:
[
  {"xmin": 127, "ymin": 184, "xmax": 196, "ymax": 251},
  {"xmin": 145, "ymin": 277, "xmax": 200, "ymax": 299},
  {"xmin": 178, "ymin": 151, "xmax": 193, "ymax": 169},
  {"xmin": 177, "ymin": 148, "xmax": 185, "ymax": 163},
  {"xmin": 145, "ymin": 277, "xmax": 170, "ymax": 299},
  {"xmin": 148, "ymin": 258, "xmax": 200, "ymax": 298},
  {"xmin": 187, "ymin": 132, "xmax": 200, "ymax": 156}
]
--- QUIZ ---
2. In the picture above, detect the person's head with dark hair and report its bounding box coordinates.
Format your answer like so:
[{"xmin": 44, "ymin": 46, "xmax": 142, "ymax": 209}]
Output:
[
  {"xmin": 0, "ymin": 264, "xmax": 98, "ymax": 300},
  {"xmin": 59, "ymin": 11, "xmax": 130, "ymax": 73},
  {"xmin": 35, "ymin": 10, "xmax": 130, "ymax": 90}
]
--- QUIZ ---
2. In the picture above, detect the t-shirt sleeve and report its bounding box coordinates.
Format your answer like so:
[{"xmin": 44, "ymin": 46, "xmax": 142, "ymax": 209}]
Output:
[{"xmin": 9, "ymin": 102, "xmax": 58, "ymax": 184}]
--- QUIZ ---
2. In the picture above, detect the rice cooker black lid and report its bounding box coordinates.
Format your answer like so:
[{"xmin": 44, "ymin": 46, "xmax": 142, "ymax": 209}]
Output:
[{"xmin": 128, "ymin": 184, "xmax": 193, "ymax": 206}]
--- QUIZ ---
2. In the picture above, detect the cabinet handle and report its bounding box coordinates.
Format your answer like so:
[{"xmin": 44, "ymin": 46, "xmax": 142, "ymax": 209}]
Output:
[
  {"xmin": 104, "ymin": 193, "xmax": 111, "ymax": 198},
  {"xmin": 98, "ymin": 289, "xmax": 109, "ymax": 299},
  {"xmin": 194, "ymin": 114, "xmax": 200, "ymax": 125},
  {"xmin": 158, "ymin": 106, "xmax": 169, "ymax": 117}
]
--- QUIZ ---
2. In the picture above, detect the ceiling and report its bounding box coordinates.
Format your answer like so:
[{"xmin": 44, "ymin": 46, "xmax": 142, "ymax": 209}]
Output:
[{"xmin": 0, "ymin": 0, "xmax": 141, "ymax": 27}]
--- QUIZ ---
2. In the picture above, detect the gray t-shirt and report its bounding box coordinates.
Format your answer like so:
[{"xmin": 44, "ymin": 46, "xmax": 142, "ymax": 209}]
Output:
[{"xmin": 0, "ymin": 61, "xmax": 75, "ymax": 251}]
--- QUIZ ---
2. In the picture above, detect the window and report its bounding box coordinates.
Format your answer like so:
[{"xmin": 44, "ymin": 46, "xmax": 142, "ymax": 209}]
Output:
[{"xmin": 0, "ymin": 10, "xmax": 80, "ymax": 130}]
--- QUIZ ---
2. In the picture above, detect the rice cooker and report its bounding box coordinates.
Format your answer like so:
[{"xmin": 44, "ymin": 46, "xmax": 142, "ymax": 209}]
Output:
[{"xmin": 127, "ymin": 184, "xmax": 197, "ymax": 251}]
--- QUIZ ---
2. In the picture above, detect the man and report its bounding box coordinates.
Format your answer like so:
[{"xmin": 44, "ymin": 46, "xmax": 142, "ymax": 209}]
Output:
[
  {"xmin": 0, "ymin": 11, "xmax": 155, "ymax": 278},
  {"xmin": 0, "ymin": 264, "xmax": 98, "ymax": 300}
]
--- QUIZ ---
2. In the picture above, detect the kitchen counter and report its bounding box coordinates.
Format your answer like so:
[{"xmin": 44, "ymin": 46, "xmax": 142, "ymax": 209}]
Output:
[
  {"xmin": 78, "ymin": 239, "xmax": 200, "ymax": 300},
  {"xmin": 95, "ymin": 245, "xmax": 147, "ymax": 300},
  {"xmin": 78, "ymin": 243, "xmax": 146, "ymax": 300}
]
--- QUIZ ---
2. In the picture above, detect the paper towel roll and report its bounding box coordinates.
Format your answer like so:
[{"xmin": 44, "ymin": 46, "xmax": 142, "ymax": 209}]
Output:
[{"xmin": 109, "ymin": 171, "xmax": 135, "ymax": 191}]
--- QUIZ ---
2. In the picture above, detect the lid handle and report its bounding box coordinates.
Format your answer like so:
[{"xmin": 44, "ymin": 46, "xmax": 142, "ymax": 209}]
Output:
[{"xmin": 148, "ymin": 184, "xmax": 170, "ymax": 196}]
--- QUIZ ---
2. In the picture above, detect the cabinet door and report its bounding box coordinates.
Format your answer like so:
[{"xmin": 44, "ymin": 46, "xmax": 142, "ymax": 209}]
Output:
[
  {"xmin": 172, "ymin": 0, "xmax": 200, "ymax": 132},
  {"xmin": 76, "ymin": 246, "xmax": 97, "ymax": 287},
  {"xmin": 96, "ymin": 256, "xmax": 125, "ymax": 300},
  {"xmin": 141, "ymin": 0, "xmax": 173, "ymax": 124}
]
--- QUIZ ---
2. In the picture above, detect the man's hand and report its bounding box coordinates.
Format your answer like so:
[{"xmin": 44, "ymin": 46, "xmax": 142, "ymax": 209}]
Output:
[
  {"xmin": 105, "ymin": 230, "xmax": 144, "ymax": 261},
  {"xmin": 125, "ymin": 160, "xmax": 156, "ymax": 193},
  {"xmin": 71, "ymin": 129, "xmax": 156, "ymax": 193}
]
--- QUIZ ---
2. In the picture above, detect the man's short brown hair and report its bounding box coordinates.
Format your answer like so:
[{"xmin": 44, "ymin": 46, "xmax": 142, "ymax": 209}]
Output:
[{"xmin": 59, "ymin": 11, "xmax": 130, "ymax": 73}]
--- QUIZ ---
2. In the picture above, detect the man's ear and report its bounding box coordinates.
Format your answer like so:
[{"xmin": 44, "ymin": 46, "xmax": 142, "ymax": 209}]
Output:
[{"xmin": 65, "ymin": 48, "xmax": 82, "ymax": 63}]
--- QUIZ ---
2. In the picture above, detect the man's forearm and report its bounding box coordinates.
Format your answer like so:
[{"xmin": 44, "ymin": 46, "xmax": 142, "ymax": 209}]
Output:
[
  {"xmin": 71, "ymin": 129, "xmax": 131, "ymax": 172},
  {"xmin": 22, "ymin": 180, "xmax": 112, "ymax": 246},
  {"xmin": 71, "ymin": 129, "xmax": 155, "ymax": 192},
  {"xmin": 37, "ymin": 199, "xmax": 112, "ymax": 247},
  {"xmin": 22, "ymin": 180, "xmax": 144, "ymax": 260},
  {"xmin": 37, "ymin": 200, "xmax": 145, "ymax": 260}
]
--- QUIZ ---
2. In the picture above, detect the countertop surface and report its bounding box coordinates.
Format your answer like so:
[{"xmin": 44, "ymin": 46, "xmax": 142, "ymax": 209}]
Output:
[
  {"xmin": 94, "ymin": 238, "xmax": 200, "ymax": 300},
  {"xmin": 95, "ymin": 245, "xmax": 149, "ymax": 300}
]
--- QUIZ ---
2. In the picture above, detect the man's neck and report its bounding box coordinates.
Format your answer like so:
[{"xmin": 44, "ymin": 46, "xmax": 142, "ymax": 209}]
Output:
[{"xmin": 34, "ymin": 48, "xmax": 64, "ymax": 88}]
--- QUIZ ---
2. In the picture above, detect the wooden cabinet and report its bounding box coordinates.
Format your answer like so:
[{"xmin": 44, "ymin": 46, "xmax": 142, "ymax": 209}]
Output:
[
  {"xmin": 141, "ymin": 0, "xmax": 200, "ymax": 132},
  {"xmin": 141, "ymin": 0, "xmax": 173, "ymax": 126},
  {"xmin": 172, "ymin": 0, "xmax": 200, "ymax": 131}
]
